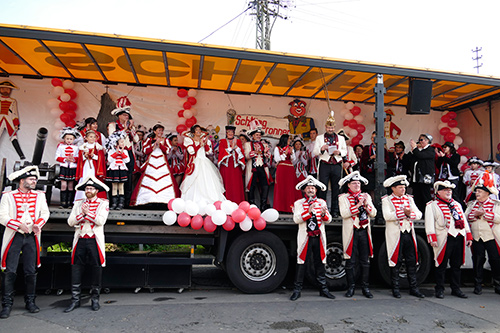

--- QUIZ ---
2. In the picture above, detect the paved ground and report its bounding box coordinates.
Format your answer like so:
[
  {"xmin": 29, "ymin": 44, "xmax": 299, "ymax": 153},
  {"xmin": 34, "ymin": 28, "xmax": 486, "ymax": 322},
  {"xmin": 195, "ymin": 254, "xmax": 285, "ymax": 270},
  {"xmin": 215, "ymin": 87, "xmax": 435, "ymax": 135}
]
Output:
[{"xmin": 2, "ymin": 279, "xmax": 500, "ymax": 332}]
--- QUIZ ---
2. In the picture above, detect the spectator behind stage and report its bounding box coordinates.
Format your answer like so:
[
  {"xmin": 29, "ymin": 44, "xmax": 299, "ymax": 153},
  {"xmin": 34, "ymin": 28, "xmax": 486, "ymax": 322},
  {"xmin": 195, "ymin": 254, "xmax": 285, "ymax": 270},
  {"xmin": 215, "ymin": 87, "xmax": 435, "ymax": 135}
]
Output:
[
  {"xmin": 360, "ymin": 131, "xmax": 389, "ymax": 198},
  {"xmin": 305, "ymin": 128, "xmax": 319, "ymax": 178},
  {"xmin": 352, "ymin": 144, "xmax": 363, "ymax": 171},
  {"xmin": 409, "ymin": 134, "xmax": 436, "ymax": 213},
  {"xmin": 436, "ymin": 141, "xmax": 461, "ymax": 202},
  {"xmin": 387, "ymin": 141, "xmax": 411, "ymax": 178},
  {"xmin": 337, "ymin": 129, "xmax": 357, "ymax": 174}
]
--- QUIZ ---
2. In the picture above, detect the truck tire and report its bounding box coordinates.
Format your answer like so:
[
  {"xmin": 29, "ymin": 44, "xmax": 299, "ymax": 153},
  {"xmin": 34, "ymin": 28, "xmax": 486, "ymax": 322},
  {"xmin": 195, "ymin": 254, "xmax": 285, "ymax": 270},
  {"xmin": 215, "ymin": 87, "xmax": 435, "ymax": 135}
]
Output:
[
  {"xmin": 305, "ymin": 240, "xmax": 348, "ymax": 291},
  {"xmin": 377, "ymin": 234, "xmax": 432, "ymax": 288},
  {"xmin": 226, "ymin": 231, "xmax": 289, "ymax": 294}
]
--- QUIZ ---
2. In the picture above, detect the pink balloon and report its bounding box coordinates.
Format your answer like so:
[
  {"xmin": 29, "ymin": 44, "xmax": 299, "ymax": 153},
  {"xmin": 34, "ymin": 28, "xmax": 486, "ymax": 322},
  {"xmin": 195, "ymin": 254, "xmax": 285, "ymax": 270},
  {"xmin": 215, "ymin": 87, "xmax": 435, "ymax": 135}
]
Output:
[
  {"xmin": 168, "ymin": 198, "xmax": 175, "ymax": 211},
  {"xmin": 448, "ymin": 119, "xmax": 458, "ymax": 128},
  {"xmin": 223, "ymin": 216, "xmax": 235, "ymax": 231},
  {"xmin": 253, "ymin": 217, "xmax": 266, "ymax": 231},
  {"xmin": 191, "ymin": 215, "xmax": 204, "ymax": 230},
  {"xmin": 204, "ymin": 216, "xmax": 217, "ymax": 232},
  {"xmin": 214, "ymin": 201, "xmax": 222, "ymax": 210},
  {"xmin": 247, "ymin": 207, "xmax": 261, "ymax": 220},
  {"xmin": 232, "ymin": 209, "xmax": 246, "ymax": 223},
  {"xmin": 238, "ymin": 201, "xmax": 251, "ymax": 213},
  {"xmin": 177, "ymin": 212, "xmax": 191, "ymax": 227},
  {"xmin": 350, "ymin": 106, "xmax": 361, "ymax": 116}
]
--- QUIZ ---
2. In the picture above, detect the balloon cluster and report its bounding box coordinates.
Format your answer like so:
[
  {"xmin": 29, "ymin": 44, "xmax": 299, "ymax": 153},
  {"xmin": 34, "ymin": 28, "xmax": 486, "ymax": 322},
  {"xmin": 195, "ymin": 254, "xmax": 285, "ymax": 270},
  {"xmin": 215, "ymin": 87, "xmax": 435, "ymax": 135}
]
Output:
[
  {"xmin": 339, "ymin": 102, "xmax": 366, "ymax": 146},
  {"xmin": 162, "ymin": 198, "xmax": 279, "ymax": 232},
  {"xmin": 175, "ymin": 89, "xmax": 198, "ymax": 134},
  {"xmin": 48, "ymin": 79, "xmax": 78, "ymax": 134},
  {"xmin": 437, "ymin": 111, "xmax": 470, "ymax": 170}
]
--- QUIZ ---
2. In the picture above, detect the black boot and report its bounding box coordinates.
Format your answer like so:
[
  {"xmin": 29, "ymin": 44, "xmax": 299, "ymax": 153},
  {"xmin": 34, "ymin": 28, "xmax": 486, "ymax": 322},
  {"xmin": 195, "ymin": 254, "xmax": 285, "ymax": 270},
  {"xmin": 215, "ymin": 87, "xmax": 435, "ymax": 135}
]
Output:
[
  {"xmin": 60, "ymin": 190, "xmax": 68, "ymax": 209},
  {"xmin": 473, "ymin": 253, "xmax": 485, "ymax": 295},
  {"xmin": 391, "ymin": 267, "xmax": 401, "ymax": 298},
  {"xmin": 290, "ymin": 265, "xmax": 305, "ymax": 301},
  {"xmin": 24, "ymin": 274, "xmax": 40, "ymax": 313},
  {"xmin": 344, "ymin": 265, "xmax": 355, "ymax": 298},
  {"xmin": 64, "ymin": 265, "xmax": 84, "ymax": 313},
  {"xmin": 67, "ymin": 190, "xmax": 75, "ymax": 208},
  {"xmin": 117, "ymin": 195, "xmax": 125, "ymax": 210},
  {"xmin": 0, "ymin": 272, "xmax": 17, "ymax": 319},
  {"xmin": 407, "ymin": 265, "xmax": 425, "ymax": 298},
  {"xmin": 361, "ymin": 265, "xmax": 373, "ymax": 299},
  {"xmin": 90, "ymin": 266, "xmax": 102, "ymax": 311},
  {"xmin": 316, "ymin": 264, "xmax": 335, "ymax": 299},
  {"xmin": 11, "ymin": 139, "xmax": 25, "ymax": 160},
  {"xmin": 110, "ymin": 195, "xmax": 118, "ymax": 210}
]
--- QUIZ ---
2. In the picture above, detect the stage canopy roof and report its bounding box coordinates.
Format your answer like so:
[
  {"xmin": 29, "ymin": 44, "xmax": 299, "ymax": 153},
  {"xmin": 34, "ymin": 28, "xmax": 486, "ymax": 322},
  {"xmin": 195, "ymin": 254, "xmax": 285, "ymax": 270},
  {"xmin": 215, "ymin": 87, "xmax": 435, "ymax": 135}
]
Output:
[{"xmin": 1, "ymin": 24, "xmax": 500, "ymax": 111}]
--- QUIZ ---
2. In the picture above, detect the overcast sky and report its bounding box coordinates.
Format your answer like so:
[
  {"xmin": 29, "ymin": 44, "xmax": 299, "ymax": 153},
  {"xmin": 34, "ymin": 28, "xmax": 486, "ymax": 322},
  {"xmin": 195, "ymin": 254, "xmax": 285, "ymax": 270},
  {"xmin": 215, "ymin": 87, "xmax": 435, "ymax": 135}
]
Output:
[{"xmin": 1, "ymin": 0, "xmax": 498, "ymax": 76}]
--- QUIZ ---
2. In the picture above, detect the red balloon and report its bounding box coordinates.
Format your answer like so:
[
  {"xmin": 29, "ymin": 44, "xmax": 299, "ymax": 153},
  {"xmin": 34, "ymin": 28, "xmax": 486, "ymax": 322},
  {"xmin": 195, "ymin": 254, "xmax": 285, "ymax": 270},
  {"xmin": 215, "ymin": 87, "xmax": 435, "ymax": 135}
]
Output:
[
  {"xmin": 448, "ymin": 119, "xmax": 458, "ymax": 128},
  {"xmin": 247, "ymin": 207, "xmax": 261, "ymax": 220},
  {"xmin": 66, "ymin": 120, "xmax": 76, "ymax": 128},
  {"xmin": 444, "ymin": 132, "xmax": 456, "ymax": 142},
  {"xmin": 439, "ymin": 127, "xmax": 451, "ymax": 136},
  {"xmin": 66, "ymin": 101, "xmax": 77, "ymax": 111},
  {"xmin": 185, "ymin": 117, "xmax": 196, "ymax": 128},
  {"xmin": 350, "ymin": 106, "xmax": 361, "ymax": 116},
  {"xmin": 448, "ymin": 111, "xmax": 457, "ymax": 119},
  {"xmin": 223, "ymin": 216, "xmax": 235, "ymax": 231},
  {"xmin": 203, "ymin": 216, "xmax": 217, "ymax": 232},
  {"xmin": 183, "ymin": 101, "xmax": 192, "ymax": 110},
  {"xmin": 348, "ymin": 119, "xmax": 358, "ymax": 129},
  {"xmin": 60, "ymin": 113, "xmax": 71, "ymax": 123},
  {"xmin": 356, "ymin": 124, "xmax": 366, "ymax": 134},
  {"xmin": 191, "ymin": 215, "xmax": 204, "ymax": 230},
  {"xmin": 232, "ymin": 208, "xmax": 246, "ymax": 223},
  {"xmin": 355, "ymin": 134, "xmax": 363, "ymax": 140},
  {"xmin": 65, "ymin": 110, "xmax": 76, "ymax": 119},
  {"xmin": 460, "ymin": 163, "xmax": 470, "ymax": 173},
  {"xmin": 343, "ymin": 119, "xmax": 349, "ymax": 127},
  {"xmin": 441, "ymin": 115, "xmax": 450, "ymax": 123},
  {"xmin": 168, "ymin": 198, "xmax": 175, "ymax": 210},
  {"xmin": 64, "ymin": 89, "xmax": 77, "ymax": 100},
  {"xmin": 351, "ymin": 138, "xmax": 360, "ymax": 146},
  {"xmin": 177, "ymin": 89, "xmax": 188, "ymax": 98},
  {"xmin": 51, "ymin": 78, "xmax": 63, "ymax": 87},
  {"xmin": 177, "ymin": 110, "xmax": 184, "ymax": 118},
  {"xmin": 177, "ymin": 212, "xmax": 191, "ymax": 227},
  {"xmin": 253, "ymin": 217, "xmax": 266, "ymax": 231},
  {"xmin": 238, "ymin": 201, "xmax": 251, "ymax": 213},
  {"xmin": 176, "ymin": 124, "xmax": 188, "ymax": 134},
  {"xmin": 59, "ymin": 101, "xmax": 70, "ymax": 112},
  {"xmin": 457, "ymin": 147, "xmax": 470, "ymax": 156},
  {"xmin": 187, "ymin": 97, "xmax": 197, "ymax": 105},
  {"xmin": 214, "ymin": 201, "xmax": 222, "ymax": 210}
]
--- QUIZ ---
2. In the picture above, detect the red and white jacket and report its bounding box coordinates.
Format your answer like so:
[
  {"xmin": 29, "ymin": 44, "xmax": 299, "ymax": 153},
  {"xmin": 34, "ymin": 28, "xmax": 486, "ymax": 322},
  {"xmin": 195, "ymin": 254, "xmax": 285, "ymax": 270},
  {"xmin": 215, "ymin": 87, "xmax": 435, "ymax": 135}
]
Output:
[
  {"xmin": 465, "ymin": 198, "xmax": 500, "ymax": 254},
  {"xmin": 55, "ymin": 143, "xmax": 79, "ymax": 168},
  {"xmin": 68, "ymin": 197, "xmax": 109, "ymax": 266},
  {"xmin": 382, "ymin": 194, "xmax": 422, "ymax": 267},
  {"xmin": 107, "ymin": 149, "xmax": 130, "ymax": 171},
  {"xmin": 0, "ymin": 189, "xmax": 50, "ymax": 270},
  {"xmin": 463, "ymin": 168, "xmax": 483, "ymax": 202}
]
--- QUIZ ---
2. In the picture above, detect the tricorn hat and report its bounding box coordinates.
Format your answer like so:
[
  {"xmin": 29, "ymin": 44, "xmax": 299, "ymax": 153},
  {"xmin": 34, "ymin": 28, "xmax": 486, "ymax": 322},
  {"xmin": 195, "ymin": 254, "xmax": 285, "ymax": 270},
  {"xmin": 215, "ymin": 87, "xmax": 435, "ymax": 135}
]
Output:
[
  {"xmin": 75, "ymin": 175, "xmax": 110, "ymax": 192},
  {"xmin": 483, "ymin": 160, "xmax": 500, "ymax": 169},
  {"xmin": 8, "ymin": 165, "xmax": 40, "ymax": 182},
  {"xmin": 383, "ymin": 175, "xmax": 410, "ymax": 188},
  {"xmin": 433, "ymin": 180, "xmax": 456, "ymax": 192},
  {"xmin": 337, "ymin": 129, "xmax": 350, "ymax": 141},
  {"xmin": 60, "ymin": 127, "xmax": 81, "ymax": 140},
  {"xmin": 111, "ymin": 96, "xmax": 133, "ymax": 119},
  {"xmin": 338, "ymin": 171, "xmax": 368, "ymax": 187},
  {"xmin": 296, "ymin": 175, "xmax": 327, "ymax": 191},
  {"xmin": 247, "ymin": 119, "xmax": 264, "ymax": 136},
  {"xmin": 467, "ymin": 156, "xmax": 483, "ymax": 166},
  {"xmin": 0, "ymin": 80, "xmax": 19, "ymax": 90},
  {"xmin": 225, "ymin": 125, "xmax": 236, "ymax": 132}
]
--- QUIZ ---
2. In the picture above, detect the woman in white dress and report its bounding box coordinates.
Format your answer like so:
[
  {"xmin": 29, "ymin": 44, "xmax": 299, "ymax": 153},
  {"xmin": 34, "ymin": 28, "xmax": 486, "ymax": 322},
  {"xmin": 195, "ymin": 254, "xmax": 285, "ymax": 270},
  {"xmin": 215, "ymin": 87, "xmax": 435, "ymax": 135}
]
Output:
[
  {"xmin": 130, "ymin": 124, "xmax": 180, "ymax": 206},
  {"xmin": 181, "ymin": 125, "xmax": 225, "ymax": 205}
]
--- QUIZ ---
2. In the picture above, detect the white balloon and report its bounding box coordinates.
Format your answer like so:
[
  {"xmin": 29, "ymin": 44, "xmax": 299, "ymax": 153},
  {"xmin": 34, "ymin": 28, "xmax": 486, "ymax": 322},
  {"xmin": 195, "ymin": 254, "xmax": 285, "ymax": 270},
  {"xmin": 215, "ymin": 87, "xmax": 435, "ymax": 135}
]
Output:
[
  {"xmin": 354, "ymin": 115, "xmax": 364, "ymax": 123},
  {"xmin": 163, "ymin": 211, "xmax": 177, "ymax": 226},
  {"xmin": 450, "ymin": 127, "xmax": 460, "ymax": 135},
  {"xmin": 177, "ymin": 117, "xmax": 186, "ymax": 125},
  {"xmin": 453, "ymin": 136, "xmax": 463, "ymax": 146},
  {"xmin": 52, "ymin": 131, "xmax": 61, "ymax": 141},
  {"xmin": 239, "ymin": 216, "xmax": 253, "ymax": 231},
  {"xmin": 189, "ymin": 108, "xmax": 197, "ymax": 117},
  {"xmin": 183, "ymin": 109, "xmax": 193, "ymax": 119},
  {"xmin": 47, "ymin": 98, "xmax": 60, "ymax": 108},
  {"xmin": 212, "ymin": 210, "xmax": 227, "ymax": 226},
  {"xmin": 460, "ymin": 156, "xmax": 468, "ymax": 164},
  {"xmin": 197, "ymin": 201, "xmax": 207, "ymax": 216},
  {"xmin": 249, "ymin": 204, "xmax": 258, "ymax": 209},
  {"xmin": 346, "ymin": 102, "xmax": 354, "ymax": 110},
  {"xmin": 178, "ymin": 98, "xmax": 187, "ymax": 107},
  {"xmin": 60, "ymin": 93, "xmax": 71, "ymax": 102},
  {"xmin": 230, "ymin": 202, "xmax": 239, "ymax": 213},
  {"xmin": 205, "ymin": 204, "xmax": 216, "ymax": 216},
  {"xmin": 340, "ymin": 108, "xmax": 349, "ymax": 117},
  {"xmin": 349, "ymin": 129, "xmax": 358, "ymax": 138},
  {"xmin": 437, "ymin": 122, "xmax": 448, "ymax": 130},
  {"xmin": 171, "ymin": 198, "xmax": 186, "ymax": 214},
  {"xmin": 221, "ymin": 200, "xmax": 234, "ymax": 215},
  {"xmin": 50, "ymin": 108, "xmax": 62, "ymax": 117},
  {"xmin": 187, "ymin": 89, "xmax": 197, "ymax": 97},
  {"xmin": 442, "ymin": 110, "xmax": 449, "ymax": 116},
  {"xmin": 344, "ymin": 112, "xmax": 354, "ymax": 120},
  {"xmin": 54, "ymin": 119, "xmax": 65, "ymax": 130},
  {"xmin": 261, "ymin": 208, "xmax": 279, "ymax": 222},
  {"xmin": 62, "ymin": 79, "xmax": 75, "ymax": 89},
  {"xmin": 185, "ymin": 200, "xmax": 199, "ymax": 216},
  {"xmin": 52, "ymin": 86, "xmax": 64, "ymax": 97}
]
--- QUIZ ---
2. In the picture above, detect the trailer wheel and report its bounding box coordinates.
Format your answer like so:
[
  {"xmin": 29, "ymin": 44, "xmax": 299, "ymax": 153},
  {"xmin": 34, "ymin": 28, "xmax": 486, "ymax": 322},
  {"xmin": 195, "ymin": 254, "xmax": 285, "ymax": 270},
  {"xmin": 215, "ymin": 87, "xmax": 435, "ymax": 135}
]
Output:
[
  {"xmin": 226, "ymin": 231, "xmax": 288, "ymax": 294},
  {"xmin": 305, "ymin": 240, "xmax": 348, "ymax": 291},
  {"xmin": 377, "ymin": 234, "xmax": 432, "ymax": 288}
]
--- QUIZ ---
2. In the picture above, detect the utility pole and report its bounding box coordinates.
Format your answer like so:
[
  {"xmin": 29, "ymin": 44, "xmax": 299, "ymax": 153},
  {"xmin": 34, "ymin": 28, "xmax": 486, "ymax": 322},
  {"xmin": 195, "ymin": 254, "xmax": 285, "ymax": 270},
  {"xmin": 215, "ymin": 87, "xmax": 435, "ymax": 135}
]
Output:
[
  {"xmin": 472, "ymin": 47, "xmax": 483, "ymax": 74},
  {"xmin": 248, "ymin": 0, "xmax": 292, "ymax": 50}
]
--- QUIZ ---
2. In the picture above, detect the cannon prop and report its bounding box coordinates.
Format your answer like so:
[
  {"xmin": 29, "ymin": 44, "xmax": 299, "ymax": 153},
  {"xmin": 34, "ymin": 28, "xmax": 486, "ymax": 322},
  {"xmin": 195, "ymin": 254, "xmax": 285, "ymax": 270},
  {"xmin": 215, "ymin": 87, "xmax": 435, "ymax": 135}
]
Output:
[{"xmin": 0, "ymin": 127, "xmax": 59, "ymax": 204}]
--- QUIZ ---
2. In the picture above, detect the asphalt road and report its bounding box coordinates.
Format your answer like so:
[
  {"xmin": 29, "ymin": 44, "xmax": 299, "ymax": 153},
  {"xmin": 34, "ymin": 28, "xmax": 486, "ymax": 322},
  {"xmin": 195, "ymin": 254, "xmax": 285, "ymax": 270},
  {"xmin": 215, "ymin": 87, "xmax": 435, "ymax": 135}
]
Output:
[{"xmin": 2, "ymin": 266, "xmax": 500, "ymax": 332}]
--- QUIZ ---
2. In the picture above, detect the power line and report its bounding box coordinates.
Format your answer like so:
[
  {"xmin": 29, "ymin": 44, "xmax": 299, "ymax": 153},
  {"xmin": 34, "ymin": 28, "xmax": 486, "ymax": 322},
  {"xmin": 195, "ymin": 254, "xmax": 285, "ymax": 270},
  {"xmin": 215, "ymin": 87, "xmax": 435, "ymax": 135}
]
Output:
[{"xmin": 198, "ymin": 6, "xmax": 253, "ymax": 43}]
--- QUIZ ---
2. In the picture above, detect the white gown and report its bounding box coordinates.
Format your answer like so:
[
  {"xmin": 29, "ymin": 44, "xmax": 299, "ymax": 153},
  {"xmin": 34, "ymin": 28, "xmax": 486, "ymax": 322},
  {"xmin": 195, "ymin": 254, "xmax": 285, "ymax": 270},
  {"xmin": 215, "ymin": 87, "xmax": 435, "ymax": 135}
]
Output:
[{"xmin": 180, "ymin": 137, "xmax": 225, "ymax": 205}]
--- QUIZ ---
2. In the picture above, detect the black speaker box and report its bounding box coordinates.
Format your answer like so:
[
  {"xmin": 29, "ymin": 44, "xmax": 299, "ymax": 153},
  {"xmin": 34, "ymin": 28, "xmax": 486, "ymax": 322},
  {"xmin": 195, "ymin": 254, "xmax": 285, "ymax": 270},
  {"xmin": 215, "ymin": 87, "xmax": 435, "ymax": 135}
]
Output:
[{"xmin": 406, "ymin": 78, "xmax": 433, "ymax": 114}]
